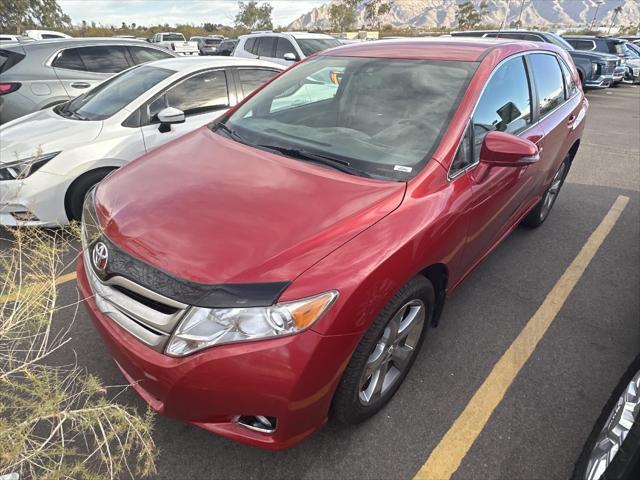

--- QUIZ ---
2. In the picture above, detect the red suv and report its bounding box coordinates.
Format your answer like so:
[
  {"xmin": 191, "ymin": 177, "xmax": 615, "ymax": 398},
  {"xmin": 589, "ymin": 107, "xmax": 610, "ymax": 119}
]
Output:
[{"xmin": 77, "ymin": 38, "xmax": 587, "ymax": 449}]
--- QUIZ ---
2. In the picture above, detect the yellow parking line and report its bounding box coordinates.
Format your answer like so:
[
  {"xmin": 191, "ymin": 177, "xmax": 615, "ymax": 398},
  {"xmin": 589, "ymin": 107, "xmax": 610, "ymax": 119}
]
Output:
[
  {"xmin": 0, "ymin": 271, "xmax": 77, "ymax": 304},
  {"xmin": 414, "ymin": 194, "xmax": 629, "ymax": 480}
]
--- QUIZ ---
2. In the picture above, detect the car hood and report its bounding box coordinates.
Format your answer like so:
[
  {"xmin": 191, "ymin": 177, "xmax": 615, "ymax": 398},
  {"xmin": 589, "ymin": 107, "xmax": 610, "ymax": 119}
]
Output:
[
  {"xmin": 0, "ymin": 108, "xmax": 103, "ymax": 164},
  {"xmin": 96, "ymin": 127, "xmax": 406, "ymax": 285}
]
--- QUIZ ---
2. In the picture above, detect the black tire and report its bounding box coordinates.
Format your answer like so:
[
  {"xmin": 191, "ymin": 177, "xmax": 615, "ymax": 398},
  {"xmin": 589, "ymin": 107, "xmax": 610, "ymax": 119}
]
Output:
[
  {"xmin": 332, "ymin": 276, "xmax": 435, "ymax": 424},
  {"xmin": 64, "ymin": 168, "xmax": 115, "ymax": 222},
  {"xmin": 571, "ymin": 355, "xmax": 640, "ymax": 480},
  {"xmin": 521, "ymin": 156, "xmax": 570, "ymax": 228}
]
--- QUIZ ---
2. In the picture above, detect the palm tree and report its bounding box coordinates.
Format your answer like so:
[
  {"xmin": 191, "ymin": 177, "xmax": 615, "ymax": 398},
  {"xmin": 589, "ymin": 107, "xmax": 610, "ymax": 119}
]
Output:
[{"xmin": 608, "ymin": 5, "xmax": 623, "ymax": 34}]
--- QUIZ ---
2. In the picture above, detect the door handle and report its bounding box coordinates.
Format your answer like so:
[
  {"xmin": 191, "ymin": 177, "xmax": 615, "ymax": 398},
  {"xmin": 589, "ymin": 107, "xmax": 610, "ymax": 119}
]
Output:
[
  {"xmin": 70, "ymin": 82, "xmax": 90, "ymax": 89},
  {"xmin": 566, "ymin": 114, "xmax": 576, "ymax": 127}
]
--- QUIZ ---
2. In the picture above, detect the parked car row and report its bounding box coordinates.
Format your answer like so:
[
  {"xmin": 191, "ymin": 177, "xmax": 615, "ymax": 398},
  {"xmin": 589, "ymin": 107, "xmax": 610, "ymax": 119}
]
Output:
[{"xmin": 450, "ymin": 30, "xmax": 639, "ymax": 87}]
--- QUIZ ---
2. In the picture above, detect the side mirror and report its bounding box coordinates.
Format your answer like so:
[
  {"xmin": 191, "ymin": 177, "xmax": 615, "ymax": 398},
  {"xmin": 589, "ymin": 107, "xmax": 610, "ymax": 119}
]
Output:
[
  {"xmin": 283, "ymin": 52, "xmax": 298, "ymax": 62},
  {"xmin": 157, "ymin": 107, "xmax": 185, "ymax": 133},
  {"xmin": 480, "ymin": 131, "xmax": 539, "ymax": 167}
]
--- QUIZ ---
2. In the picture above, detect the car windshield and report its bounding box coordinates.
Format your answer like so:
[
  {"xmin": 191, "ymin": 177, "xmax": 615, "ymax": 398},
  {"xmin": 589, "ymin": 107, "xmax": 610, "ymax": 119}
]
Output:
[
  {"xmin": 217, "ymin": 55, "xmax": 476, "ymax": 180},
  {"xmin": 164, "ymin": 34, "xmax": 185, "ymax": 42},
  {"xmin": 296, "ymin": 38, "xmax": 342, "ymax": 56},
  {"xmin": 204, "ymin": 39, "xmax": 221, "ymax": 45},
  {"xmin": 58, "ymin": 65, "xmax": 174, "ymax": 121},
  {"xmin": 546, "ymin": 32, "xmax": 574, "ymax": 51}
]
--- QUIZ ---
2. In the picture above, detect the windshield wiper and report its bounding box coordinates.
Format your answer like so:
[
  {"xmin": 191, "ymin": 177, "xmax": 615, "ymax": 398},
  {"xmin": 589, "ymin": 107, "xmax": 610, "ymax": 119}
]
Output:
[
  {"xmin": 212, "ymin": 121, "xmax": 246, "ymax": 143},
  {"xmin": 257, "ymin": 144, "xmax": 371, "ymax": 178}
]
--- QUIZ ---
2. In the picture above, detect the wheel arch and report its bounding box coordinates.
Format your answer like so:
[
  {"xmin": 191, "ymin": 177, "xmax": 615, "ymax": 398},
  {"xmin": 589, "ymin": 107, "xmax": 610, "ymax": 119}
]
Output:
[
  {"xmin": 63, "ymin": 166, "xmax": 118, "ymax": 220},
  {"xmin": 418, "ymin": 263, "xmax": 448, "ymax": 327}
]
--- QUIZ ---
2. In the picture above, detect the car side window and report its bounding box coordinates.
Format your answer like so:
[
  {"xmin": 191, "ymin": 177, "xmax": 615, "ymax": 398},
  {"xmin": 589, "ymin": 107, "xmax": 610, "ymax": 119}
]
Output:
[
  {"xmin": 257, "ymin": 36, "xmax": 276, "ymax": 58},
  {"xmin": 238, "ymin": 68, "xmax": 279, "ymax": 97},
  {"xmin": 470, "ymin": 56, "xmax": 532, "ymax": 163},
  {"xmin": 569, "ymin": 39, "xmax": 595, "ymax": 51},
  {"xmin": 52, "ymin": 48, "xmax": 86, "ymax": 71},
  {"xmin": 244, "ymin": 37, "xmax": 256, "ymax": 54},
  {"xmin": 77, "ymin": 46, "xmax": 131, "ymax": 73},
  {"xmin": 275, "ymin": 37, "xmax": 297, "ymax": 60},
  {"xmin": 149, "ymin": 69, "xmax": 229, "ymax": 119},
  {"xmin": 529, "ymin": 53, "xmax": 565, "ymax": 116},
  {"xmin": 129, "ymin": 46, "xmax": 173, "ymax": 64},
  {"xmin": 558, "ymin": 58, "xmax": 578, "ymax": 99}
]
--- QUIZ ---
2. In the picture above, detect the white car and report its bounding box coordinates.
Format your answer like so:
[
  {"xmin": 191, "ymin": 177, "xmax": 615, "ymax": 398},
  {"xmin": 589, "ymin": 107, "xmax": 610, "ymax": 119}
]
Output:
[
  {"xmin": 0, "ymin": 57, "xmax": 283, "ymax": 226},
  {"xmin": 24, "ymin": 29, "xmax": 71, "ymax": 40},
  {"xmin": 233, "ymin": 31, "xmax": 341, "ymax": 66},
  {"xmin": 150, "ymin": 32, "xmax": 199, "ymax": 56}
]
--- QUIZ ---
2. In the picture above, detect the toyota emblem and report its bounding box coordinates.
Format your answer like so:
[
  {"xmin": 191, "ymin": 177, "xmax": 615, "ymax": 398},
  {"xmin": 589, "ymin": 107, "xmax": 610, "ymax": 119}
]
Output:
[{"xmin": 92, "ymin": 242, "xmax": 109, "ymax": 272}]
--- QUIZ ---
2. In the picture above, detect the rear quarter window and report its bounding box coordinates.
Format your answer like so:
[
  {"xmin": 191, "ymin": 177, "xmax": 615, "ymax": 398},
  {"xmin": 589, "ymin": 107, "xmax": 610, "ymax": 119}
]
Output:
[{"xmin": 0, "ymin": 49, "xmax": 26, "ymax": 73}]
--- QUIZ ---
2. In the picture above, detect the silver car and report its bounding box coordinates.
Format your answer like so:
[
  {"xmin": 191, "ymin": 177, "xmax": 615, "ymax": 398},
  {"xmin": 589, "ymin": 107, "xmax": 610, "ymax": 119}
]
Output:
[{"xmin": 0, "ymin": 38, "xmax": 176, "ymax": 124}]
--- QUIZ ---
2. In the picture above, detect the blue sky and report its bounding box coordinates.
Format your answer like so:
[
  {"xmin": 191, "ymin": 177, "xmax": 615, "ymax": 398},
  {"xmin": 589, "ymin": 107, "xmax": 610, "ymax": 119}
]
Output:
[{"xmin": 58, "ymin": 0, "xmax": 327, "ymax": 27}]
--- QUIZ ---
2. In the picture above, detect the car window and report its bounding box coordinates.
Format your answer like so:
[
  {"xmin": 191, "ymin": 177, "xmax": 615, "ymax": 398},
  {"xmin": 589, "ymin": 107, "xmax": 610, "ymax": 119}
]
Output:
[
  {"xmin": 77, "ymin": 46, "xmax": 131, "ymax": 73},
  {"xmin": 129, "ymin": 46, "xmax": 173, "ymax": 64},
  {"xmin": 60, "ymin": 65, "xmax": 174, "ymax": 121},
  {"xmin": 275, "ymin": 37, "xmax": 297, "ymax": 60},
  {"xmin": 558, "ymin": 58, "xmax": 578, "ymax": 99},
  {"xmin": 244, "ymin": 37, "xmax": 256, "ymax": 54},
  {"xmin": 42, "ymin": 34, "xmax": 64, "ymax": 39},
  {"xmin": 257, "ymin": 36, "xmax": 276, "ymax": 57},
  {"xmin": 238, "ymin": 68, "xmax": 279, "ymax": 97},
  {"xmin": 163, "ymin": 34, "xmax": 185, "ymax": 42},
  {"xmin": 472, "ymin": 56, "xmax": 532, "ymax": 163},
  {"xmin": 529, "ymin": 53, "xmax": 565, "ymax": 116},
  {"xmin": 150, "ymin": 69, "xmax": 229, "ymax": 119},
  {"xmin": 52, "ymin": 48, "xmax": 86, "ymax": 71},
  {"xmin": 567, "ymin": 39, "xmax": 595, "ymax": 51},
  {"xmin": 495, "ymin": 33, "xmax": 525, "ymax": 40},
  {"xmin": 296, "ymin": 38, "xmax": 342, "ymax": 56}
]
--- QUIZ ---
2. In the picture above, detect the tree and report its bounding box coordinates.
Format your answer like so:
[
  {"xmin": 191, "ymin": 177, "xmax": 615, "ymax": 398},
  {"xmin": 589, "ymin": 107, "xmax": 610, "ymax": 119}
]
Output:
[
  {"xmin": 608, "ymin": 5, "xmax": 623, "ymax": 34},
  {"xmin": 204, "ymin": 22, "xmax": 216, "ymax": 32},
  {"xmin": 328, "ymin": 1, "xmax": 392, "ymax": 30},
  {"xmin": 330, "ymin": 3, "xmax": 356, "ymax": 32},
  {"xmin": 456, "ymin": 1, "xmax": 488, "ymax": 30},
  {"xmin": 235, "ymin": 1, "xmax": 273, "ymax": 31},
  {"xmin": 0, "ymin": 0, "xmax": 71, "ymax": 34}
]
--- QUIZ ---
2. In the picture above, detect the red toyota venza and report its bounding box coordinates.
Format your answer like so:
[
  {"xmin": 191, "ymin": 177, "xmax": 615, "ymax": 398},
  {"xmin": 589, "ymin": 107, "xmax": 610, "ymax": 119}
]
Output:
[{"xmin": 77, "ymin": 38, "xmax": 587, "ymax": 449}]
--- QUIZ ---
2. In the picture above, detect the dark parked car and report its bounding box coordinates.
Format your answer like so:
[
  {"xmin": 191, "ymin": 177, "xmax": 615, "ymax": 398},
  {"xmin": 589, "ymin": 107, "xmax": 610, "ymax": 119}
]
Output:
[
  {"xmin": 563, "ymin": 35, "xmax": 630, "ymax": 83},
  {"xmin": 0, "ymin": 38, "xmax": 175, "ymax": 123},
  {"xmin": 215, "ymin": 38, "xmax": 238, "ymax": 56},
  {"xmin": 78, "ymin": 38, "xmax": 586, "ymax": 450},
  {"xmin": 451, "ymin": 30, "xmax": 620, "ymax": 88}
]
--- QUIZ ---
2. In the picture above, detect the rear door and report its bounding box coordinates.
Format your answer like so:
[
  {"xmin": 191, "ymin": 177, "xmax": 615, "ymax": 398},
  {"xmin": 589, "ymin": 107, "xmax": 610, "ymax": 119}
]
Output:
[
  {"xmin": 140, "ymin": 68, "xmax": 233, "ymax": 152},
  {"xmin": 52, "ymin": 45, "xmax": 132, "ymax": 97},
  {"xmin": 527, "ymin": 52, "xmax": 583, "ymax": 193}
]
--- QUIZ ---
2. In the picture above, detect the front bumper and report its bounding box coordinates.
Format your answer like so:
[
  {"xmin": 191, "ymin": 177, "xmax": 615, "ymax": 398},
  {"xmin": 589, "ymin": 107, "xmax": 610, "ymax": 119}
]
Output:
[
  {"xmin": 76, "ymin": 256, "xmax": 360, "ymax": 450},
  {"xmin": 0, "ymin": 171, "xmax": 69, "ymax": 226},
  {"xmin": 585, "ymin": 74, "xmax": 613, "ymax": 89}
]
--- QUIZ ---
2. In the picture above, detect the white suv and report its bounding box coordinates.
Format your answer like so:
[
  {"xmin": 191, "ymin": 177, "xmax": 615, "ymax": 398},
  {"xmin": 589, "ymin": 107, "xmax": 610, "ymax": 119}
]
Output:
[{"xmin": 233, "ymin": 31, "xmax": 341, "ymax": 66}]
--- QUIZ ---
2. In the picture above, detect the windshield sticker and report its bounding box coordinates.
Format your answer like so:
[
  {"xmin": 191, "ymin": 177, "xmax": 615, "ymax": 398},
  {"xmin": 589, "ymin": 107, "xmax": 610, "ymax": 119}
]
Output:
[{"xmin": 394, "ymin": 165, "xmax": 413, "ymax": 173}]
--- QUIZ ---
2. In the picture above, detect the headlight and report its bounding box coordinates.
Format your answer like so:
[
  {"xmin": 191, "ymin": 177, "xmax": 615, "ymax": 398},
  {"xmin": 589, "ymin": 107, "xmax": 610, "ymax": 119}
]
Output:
[
  {"xmin": 0, "ymin": 151, "xmax": 60, "ymax": 180},
  {"xmin": 165, "ymin": 291, "xmax": 338, "ymax": 356}
]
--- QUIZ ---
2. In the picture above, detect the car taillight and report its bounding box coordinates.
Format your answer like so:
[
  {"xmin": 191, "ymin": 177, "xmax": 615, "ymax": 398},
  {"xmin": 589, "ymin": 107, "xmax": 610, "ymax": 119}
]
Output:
[{"xmin": 0, "ymin": 82, "xmax": 21, "ymax": 95}]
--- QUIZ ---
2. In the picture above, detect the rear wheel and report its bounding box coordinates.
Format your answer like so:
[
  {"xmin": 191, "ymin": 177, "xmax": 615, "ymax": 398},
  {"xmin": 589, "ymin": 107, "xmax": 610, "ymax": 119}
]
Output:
[
  {"xmin": 522, "ymin": 156, "xmax": 570, "ymax": 228},
  {"xmin": 332, "ymin": 276, "xmax": 434, "ymax": 424},
  {"xmin": 64, "ymin": 168, "xmax": 115, "ymax": 222}
]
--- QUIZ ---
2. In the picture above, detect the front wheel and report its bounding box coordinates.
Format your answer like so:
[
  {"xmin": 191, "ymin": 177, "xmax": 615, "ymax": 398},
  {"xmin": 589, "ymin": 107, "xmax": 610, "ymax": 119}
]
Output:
[
  {"xmin": 522, "ymin": 156, "xmax": 570, "ymax": 228},
  {"xmin": 332, "ymin": 276, "xmax": 434, "ymax": 424}
]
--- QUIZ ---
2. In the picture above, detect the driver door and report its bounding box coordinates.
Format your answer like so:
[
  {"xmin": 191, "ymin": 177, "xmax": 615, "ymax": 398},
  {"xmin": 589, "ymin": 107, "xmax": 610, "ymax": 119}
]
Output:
[{"xmin": 141, "ymin": 69, "xmax": 233, "ymax": 152}]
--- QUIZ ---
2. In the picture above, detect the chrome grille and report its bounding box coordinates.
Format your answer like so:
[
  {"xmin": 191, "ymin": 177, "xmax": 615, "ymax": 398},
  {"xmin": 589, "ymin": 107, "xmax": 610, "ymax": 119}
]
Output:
[{"xmin": 84, "ymin": 248, "xmax": 189, "ymax": 352}]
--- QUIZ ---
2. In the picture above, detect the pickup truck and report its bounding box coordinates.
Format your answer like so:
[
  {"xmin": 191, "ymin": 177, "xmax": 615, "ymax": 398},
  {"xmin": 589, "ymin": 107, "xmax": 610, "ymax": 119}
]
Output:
[{"xmin": 151, "ymin": 32, "xmax": 199, "ymax": 56}]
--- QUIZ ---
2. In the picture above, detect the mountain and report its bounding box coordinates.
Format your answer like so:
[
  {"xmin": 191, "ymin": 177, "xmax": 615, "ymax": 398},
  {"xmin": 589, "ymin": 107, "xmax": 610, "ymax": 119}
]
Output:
[{"xmin": 287, "ymin": 0, "xmax": 640, "ymax": 31}]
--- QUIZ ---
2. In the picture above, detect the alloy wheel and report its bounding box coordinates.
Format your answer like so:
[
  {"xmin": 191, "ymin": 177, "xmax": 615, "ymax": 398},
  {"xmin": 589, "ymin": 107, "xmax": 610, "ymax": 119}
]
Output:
[
  {"xmin": 540, "ymin": 161, "xmax": 568, "ymax": 221},
  {"xmin": 359, "ymin": 299, "xmax": 426, "ymax": 406}
]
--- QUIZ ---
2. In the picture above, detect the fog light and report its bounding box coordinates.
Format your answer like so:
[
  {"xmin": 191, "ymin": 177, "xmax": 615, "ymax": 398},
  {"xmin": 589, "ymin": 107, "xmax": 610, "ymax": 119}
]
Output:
[{"xmin": 237, "ymin": 415, "xmax": 277, "ymax": 433}]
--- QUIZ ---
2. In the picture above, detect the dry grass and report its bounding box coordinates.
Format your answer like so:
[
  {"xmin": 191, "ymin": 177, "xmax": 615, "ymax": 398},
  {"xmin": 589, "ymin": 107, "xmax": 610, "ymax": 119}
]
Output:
[{"xmin": 0, "ymin": 226, "xmax": 157, "ymax": 479}]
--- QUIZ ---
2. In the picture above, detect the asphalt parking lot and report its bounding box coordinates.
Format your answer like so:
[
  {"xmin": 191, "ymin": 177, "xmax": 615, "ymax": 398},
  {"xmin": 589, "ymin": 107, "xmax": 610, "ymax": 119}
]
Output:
[{"xmin": 2, "ymin": 83, "xmax": 639, "ymax": 480}]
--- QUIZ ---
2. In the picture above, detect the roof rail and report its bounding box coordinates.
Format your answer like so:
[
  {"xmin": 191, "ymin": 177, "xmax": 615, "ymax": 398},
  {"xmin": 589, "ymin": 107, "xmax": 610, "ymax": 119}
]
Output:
[{"xmin": 250, "ymin": 30, "xmax": 273, "ymax": 34}]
